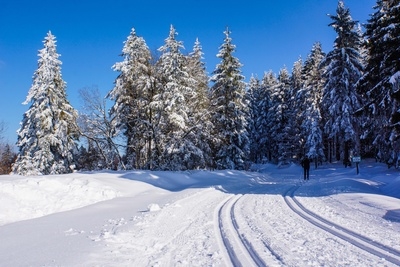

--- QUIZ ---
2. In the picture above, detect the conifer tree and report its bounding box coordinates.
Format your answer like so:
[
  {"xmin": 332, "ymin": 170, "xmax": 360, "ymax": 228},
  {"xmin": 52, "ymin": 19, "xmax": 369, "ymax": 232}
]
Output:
[
  {"xmin": 209, "ymin": 28, "xmax": 249, "ymax": 170},
  {"xmin": 300, "ymin": 42, "xmax": 326, "ymax": 164},
  {"xmin": 246, "ymin": 75, "xmax": 263, "ymax": 163},
  {"xmin": 268, "ymin": 67, "xmax": 292, "ymax": 164},
  {"xmin": 291, "ymin": 58, "xmax": 303, "ymax": 94},
  {"xmin": 187, "ymin": 39, "xmax": 209, "ymax": 112},
  {"xmin": 261, "ymin": 71, "xmax": 277, "ymax": 162},
  {"xmin": 186, "ymin": 38, "xmax": 212, "ymax": 168},
  {"xmin": 0, "ymin": 144, "xmax": 16, "ymax": 174},
  {"xmin": 289, "ymin": 58, "xmax": 304, "ymax": 159},
  {"xmin": 108, "ymin": 28, "xmax": 156, "ymax": 169},
  {"xmin": 155, "ymin": 25, "xmax": 203, "ymax": 170},
  {"xmin": 361, "ymin": 0, "xmax": 400, "ymax": 165},
  {"xmin": 321, "ymin": 1, "xmax": 364, "ymax": 165},
  {"xmin": 13, "ymin": 32, "xmax": 79, "ymax": 175}
]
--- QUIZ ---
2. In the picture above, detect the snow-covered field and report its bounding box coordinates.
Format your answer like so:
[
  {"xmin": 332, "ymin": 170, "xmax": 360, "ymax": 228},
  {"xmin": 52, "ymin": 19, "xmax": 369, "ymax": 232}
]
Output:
[{"xmin": 1, "ymin": 159, "xmax": 400, "ymax": 266}]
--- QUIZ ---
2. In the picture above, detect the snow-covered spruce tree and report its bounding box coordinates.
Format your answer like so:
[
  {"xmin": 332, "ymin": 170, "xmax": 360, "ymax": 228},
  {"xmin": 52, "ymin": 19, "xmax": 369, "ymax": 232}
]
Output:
[
  {"xmin": 246, "ymin": 75, "xmax": 263, "ymax": 163},
  {"xmin": 299, "ymin": 42, "xmax": 326, "ymax": 165},
  {"xmin": 360, "ymin": 0, "xmax": 400, "ymax": 165},
  {"xmin": 389, "ymin": 72, "xmax": 400, "ymax": 167},
  {"xmin": 185, "ymin": 38, "xmax": 213, "ymax": 169},
  {"xmin": 155, "ymin": 25, "xmax": 205, "ymax": 170},
  {"xmin": 209, "ymin": 28, "xmax": 249, "ymax": 170},
  {"xmin": 13, "ymin": 32, "xmax": 79, "ymax": 175},
  {"xmin": 108, "ymin": 28, "xmax": 156, "ymax": 169},
  {"xmin": 320, "ymin": 1, "xmax": 364, "ymax": 165},
  {"xmin": 260, "ymin": 71, "xmax": 277, "ymax": 162},
  {"xmin": 267, "ymin": 67, "xmax": 292, "ymax": 165},
  {"xmin": 289, "ymin": 58, "xmax": 304, "ymax": 159}
]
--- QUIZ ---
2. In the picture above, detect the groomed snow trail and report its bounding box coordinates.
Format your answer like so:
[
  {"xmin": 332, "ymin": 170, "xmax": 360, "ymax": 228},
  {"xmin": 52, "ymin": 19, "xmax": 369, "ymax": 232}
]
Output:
[
  {"xmin": 1, "ymin": 164, "xmax": 400, "ymax": 266},
  {"xmin": 232, "ymin": 176, "xmax": 398, "ymax": 267},
  {"xmin": 217, "ymin": 194, "xmax": 269, "ymax": 267},
  {"xmin": 84, "ymin": 168, "xmax": 400, "ymax": 266},
  {"xmin": 90, "ymin": 183, "xmax": 398, "ymax": 266},
  {"xmin": 89, "ymin": 188, "xmax": 230, "ymax": 266},
  {"xmin": 284, "ymin": 185, "xmax": 400, "ymax": 266}
]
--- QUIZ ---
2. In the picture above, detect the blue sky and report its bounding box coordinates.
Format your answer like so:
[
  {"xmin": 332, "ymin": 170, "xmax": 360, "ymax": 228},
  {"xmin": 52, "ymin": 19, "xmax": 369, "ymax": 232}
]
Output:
[{"xmin": 0, "ymin": 0, "xmax": 375, "ymax": 144}]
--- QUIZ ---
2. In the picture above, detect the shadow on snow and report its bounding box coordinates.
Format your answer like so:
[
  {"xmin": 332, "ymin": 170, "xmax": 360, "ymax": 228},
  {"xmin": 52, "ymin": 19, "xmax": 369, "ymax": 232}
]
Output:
[
  {"xmin": 107, "ymin": 160, "xmax": 400, "ymax": 223},
  {"xmin": 115, "ymin": 160, "xmax": 399, "ymax": 199}
]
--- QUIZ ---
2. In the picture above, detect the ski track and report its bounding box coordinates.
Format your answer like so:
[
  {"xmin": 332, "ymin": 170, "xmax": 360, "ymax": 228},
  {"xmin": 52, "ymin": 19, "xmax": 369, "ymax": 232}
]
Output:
[
  {"xmin": 217, "ymin": 195, "xmax": 245, "ymax": 267},
  {"xmin": 218, "ymin": 192, "xmax": 294, "ymax": 267},
  {"xmin": 217, "ymin": 194, "xmax": 269, "ymax": 267},
  {"xmin": 235, "ymin": 177, "xmax": 397, "ymax": 267},
  {"xmin": 284, "ymin": 184, "xmax": 400, "ymax": 266},
  {"xmin": 295, "ymin": 188, "xmax": 400, "ymax": 251},
  {"xmin": 85, "ymin": 173, "xmax": 400, "ymax": 267}
]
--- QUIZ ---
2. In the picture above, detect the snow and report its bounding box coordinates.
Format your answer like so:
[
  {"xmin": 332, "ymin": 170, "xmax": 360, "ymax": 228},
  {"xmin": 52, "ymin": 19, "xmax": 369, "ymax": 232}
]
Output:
[
  {"xmin": 1, "ymin": 159, "xmax": 400, "ymax": 266},
  {"xmin": 390, "ymin": 71, "xmax": 400, "ymax": 84}
]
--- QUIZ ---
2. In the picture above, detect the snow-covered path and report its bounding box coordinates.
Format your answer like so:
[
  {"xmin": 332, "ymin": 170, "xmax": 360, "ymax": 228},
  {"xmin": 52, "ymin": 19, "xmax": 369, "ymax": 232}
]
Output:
[
  {"xmin": 286, "ymin": 185, "xmax": 400, "ymax": 265},
  {"xmin": 1, "ymin": 161, "xmax": 400, "ymax": 266}
]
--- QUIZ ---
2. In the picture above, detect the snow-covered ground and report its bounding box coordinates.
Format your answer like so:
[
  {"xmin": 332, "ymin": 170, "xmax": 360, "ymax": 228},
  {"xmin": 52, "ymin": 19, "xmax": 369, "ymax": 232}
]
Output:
[{"xmin": 1, "ymin": 159, "xmax": 400, "ymax": 266}]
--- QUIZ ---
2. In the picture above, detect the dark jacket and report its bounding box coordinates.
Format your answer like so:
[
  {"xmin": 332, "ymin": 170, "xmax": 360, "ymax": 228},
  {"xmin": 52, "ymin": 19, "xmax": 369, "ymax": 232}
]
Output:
[{"xmin": 301, "ymin": 157, "xmax": 310, "ymax": 169}]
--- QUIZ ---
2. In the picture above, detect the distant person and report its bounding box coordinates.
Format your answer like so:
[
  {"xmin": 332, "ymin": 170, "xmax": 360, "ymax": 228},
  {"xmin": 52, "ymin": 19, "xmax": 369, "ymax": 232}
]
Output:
[{"xmin": 301, "ymin": 156, "xmax": 310, "ymax": 180}]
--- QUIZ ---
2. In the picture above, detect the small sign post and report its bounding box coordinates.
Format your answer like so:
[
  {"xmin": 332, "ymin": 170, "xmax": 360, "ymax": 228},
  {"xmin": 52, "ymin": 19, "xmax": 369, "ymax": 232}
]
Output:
[{"xmin": 352, "ymin": 156, "xmax": 361, "ymax": 174}]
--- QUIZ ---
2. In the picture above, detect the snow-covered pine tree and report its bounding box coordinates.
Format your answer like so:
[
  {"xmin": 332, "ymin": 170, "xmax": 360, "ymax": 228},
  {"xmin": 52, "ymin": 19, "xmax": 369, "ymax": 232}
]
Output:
[
  {"xmin": 289, "ymin": 58, "xmax": 304, "ymax": 159},
  {"xmin": 301, "ymin": 43, "xmax": 325, "ymax": 108},
  {"xmin": 246, "ymin": 75, "xmax": 263, "ymax": 163},
  {"xmin": 268, "ymin": 67, "xmax": 292, "ymax": 165},
  {"xmin": 305, "ymin": 102, "xmax": 325, "ymax": 166},
  {"xmin": 209, "ymin": 28, "xmax": 249, "ymax": 170},
  {"xmin": 361, "ymin": 0, "xmax": 400, "ymax": 165},
  {"xmin": 291, "ymin": 58, "xmax": 303, "ymax": 94},
  {"xmin": 186, "ymin": 38, "xmax": 212, "ymax": 169},
  {"xmin": 300, "ymin": 42, "xmax": 326, "ymax": 165},
  {"xmin": 13, "ymin": 32, "xmax": 79, "ymax": 175},
  {"xmin": 321, "ymin": 1, "xmax": 364, "ymax": 165},
  {"xmin": 389, "ymin": 71, "xmax": 400, "ymax": 167},
  {"xmin": 260, "ymin": 71, "xmax": 277, "ymax": 162},
  {"xmin": 108, "ymin": 28, "xmax": 156, "ymax": 169},
  {"xmin": 187, "ymin": 39, "xmax": 209, "ymax": 112},
  {"xmin": 155, "ymin": 25, "xmax": 204, "ymax": 170}
]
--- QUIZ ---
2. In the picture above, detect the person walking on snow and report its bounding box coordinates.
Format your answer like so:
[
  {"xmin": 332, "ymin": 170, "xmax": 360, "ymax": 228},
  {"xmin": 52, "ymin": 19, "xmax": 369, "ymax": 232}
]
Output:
[{"xmin": 301, "ymin": 156, "xmax": 310, "ymax": 180}]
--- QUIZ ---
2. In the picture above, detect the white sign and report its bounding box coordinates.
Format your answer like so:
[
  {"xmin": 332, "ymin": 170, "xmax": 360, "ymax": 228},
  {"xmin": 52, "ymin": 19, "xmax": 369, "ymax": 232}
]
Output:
[{"xmin": 352, "ymin": 156, "xmax": 361, "ymax": 163}]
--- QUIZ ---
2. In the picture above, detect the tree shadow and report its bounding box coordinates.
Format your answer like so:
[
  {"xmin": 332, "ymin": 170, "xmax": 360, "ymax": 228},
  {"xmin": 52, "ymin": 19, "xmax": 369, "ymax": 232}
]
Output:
[
  {"xmin": 116, "ymin": 163, "xmax": 315, "ymax": 196},
  {"xmin": 116, "ymin": 161, "xmax": 398, "ymax": 200},
  {"xmin": 383, "ymin": 209, "xmax": 400, "ymax": 223}
]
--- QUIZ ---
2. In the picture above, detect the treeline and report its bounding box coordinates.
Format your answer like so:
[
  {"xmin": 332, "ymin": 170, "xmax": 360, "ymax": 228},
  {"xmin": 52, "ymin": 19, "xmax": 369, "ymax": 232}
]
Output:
[
  {"xmin": 8, "ymin": 0, "xmax": 400, "ymax": 175},
  {"xmin": 0, "ymin": 121, "xmax": 17, "ymax": 174}
]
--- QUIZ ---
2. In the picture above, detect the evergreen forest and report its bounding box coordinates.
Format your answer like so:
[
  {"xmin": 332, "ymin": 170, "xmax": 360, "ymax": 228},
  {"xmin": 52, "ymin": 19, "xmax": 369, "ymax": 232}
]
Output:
[{"xmin": 7, "ymin": 0, "xmax": 400, "ymax": 175}]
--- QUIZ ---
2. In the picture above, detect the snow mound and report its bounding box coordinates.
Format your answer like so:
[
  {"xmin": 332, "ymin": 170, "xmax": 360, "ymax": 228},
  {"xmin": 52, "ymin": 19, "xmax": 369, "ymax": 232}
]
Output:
[
  {"xmin": 147, "ymin": 203, "xmax": 161, "ymax": 212},
  {"xmin": 0, "ymin": 174, "xmax": 120, "ymax": 226}
]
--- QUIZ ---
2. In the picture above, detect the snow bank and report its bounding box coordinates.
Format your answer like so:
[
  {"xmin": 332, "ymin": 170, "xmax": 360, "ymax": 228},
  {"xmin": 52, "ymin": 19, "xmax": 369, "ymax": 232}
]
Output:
[
  {"xmin": 0, "ymin": 161, "xmax": 399, "ymax": 266},
  {"xmin": 0, "ymin": 173, "xmax": 120, "ymax": 226}
]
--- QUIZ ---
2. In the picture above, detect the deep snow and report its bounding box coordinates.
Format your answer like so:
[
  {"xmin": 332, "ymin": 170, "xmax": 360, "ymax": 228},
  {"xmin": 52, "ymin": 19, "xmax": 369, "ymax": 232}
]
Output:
[{"xmin": 0, "ymin": 159, "xmax": 399, "ymax": 266}]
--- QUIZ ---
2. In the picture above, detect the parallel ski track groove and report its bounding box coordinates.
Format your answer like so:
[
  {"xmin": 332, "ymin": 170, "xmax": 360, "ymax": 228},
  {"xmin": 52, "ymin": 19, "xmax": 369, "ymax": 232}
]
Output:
[
  {"xmin": 230, "ymin": 197, "xmax": 267, "ymax": 267},
  {"xmin": 218, "ymin": 194, "xmax": 268, "ymax": 267},
  {"xmin": 284, "ymin": 185, "xmax": 400, "ymax": 266},
  {"xmin": 218, "ymin": 195, "xmax": 243, "ymax": 267}
]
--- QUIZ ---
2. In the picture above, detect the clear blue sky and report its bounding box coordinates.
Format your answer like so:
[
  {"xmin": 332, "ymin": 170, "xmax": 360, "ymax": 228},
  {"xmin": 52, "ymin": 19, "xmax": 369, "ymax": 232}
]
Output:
[{"xmin": 0, "ymin": 0, "xmax": 375, "ymax": 145}]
